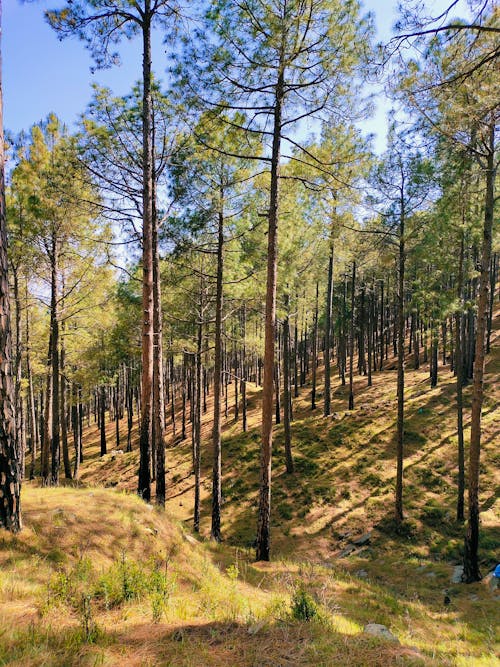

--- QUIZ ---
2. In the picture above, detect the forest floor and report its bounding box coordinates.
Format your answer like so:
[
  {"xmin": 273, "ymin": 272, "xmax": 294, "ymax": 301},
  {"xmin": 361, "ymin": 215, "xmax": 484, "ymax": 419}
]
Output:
[{"xmin": 0, "ymin": 308, "xmax": 498, "ymax": 666}]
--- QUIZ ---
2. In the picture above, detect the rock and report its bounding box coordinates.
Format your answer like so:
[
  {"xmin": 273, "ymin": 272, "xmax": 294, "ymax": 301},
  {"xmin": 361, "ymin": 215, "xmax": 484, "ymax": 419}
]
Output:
[
  {"xmin": 425, "ymin": 572, "xmax": 437, "ymax": 579},
  {"xmin": 337, "ymin": 544, "xmax": 356, "ymax": 558},
  {"xmin": 364, "ymin": 623, "xmax": 400, "ymax": 644},
  {"xmin": 183, "ymin": 533, "xmax": 198, "ymax": 546},
  {"xmin": 111, "ymin": 449, "xmax": 124, "ymax": 457},
  {"xmin": 355, "ymin": 569, "xmax": 368, "ymax": 579},
  {"xmin": 145, "ymin": 504, "xmax": 154, "ymax": 512},
  {"xmin": 352, "ymin": 532, "xmax": 371, "ymax": 546},
  {"xmin": 469, "ymin": 594, "xmax": 479, "ymax": 601},
  {"xmin": 451, "ymin": 565, "xmax": 464, "ymax": 584}
]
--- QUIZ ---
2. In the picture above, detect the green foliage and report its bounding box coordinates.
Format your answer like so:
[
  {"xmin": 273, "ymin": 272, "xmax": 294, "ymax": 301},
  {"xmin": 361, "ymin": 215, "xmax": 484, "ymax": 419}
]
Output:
[
  {"xmin": 291, "ymin": 588, "xmax": 318, "ymax": 622},
  {"xmin": 94, "ymin": 553, "xmax": 176, "ymax": 611}
]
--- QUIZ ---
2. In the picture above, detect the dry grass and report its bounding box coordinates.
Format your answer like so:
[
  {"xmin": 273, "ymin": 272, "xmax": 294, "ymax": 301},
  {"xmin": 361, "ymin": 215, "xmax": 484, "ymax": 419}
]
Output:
[{"xmin": 0, "ymin": 309, "xmax": 498, "ymax": 665}]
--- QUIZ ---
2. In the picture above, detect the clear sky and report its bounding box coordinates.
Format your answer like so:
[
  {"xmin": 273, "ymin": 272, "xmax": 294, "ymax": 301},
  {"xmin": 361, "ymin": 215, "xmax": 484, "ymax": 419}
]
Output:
[{"xmin": 3, "ymin": 0, "xmax": 455, "ymax": 152}]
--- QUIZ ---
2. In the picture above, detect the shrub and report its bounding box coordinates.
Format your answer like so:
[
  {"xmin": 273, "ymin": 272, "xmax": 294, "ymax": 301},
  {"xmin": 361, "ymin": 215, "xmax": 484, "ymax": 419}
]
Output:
[{"xmin": 291, "ymin": 588, "xmax": 318, "ymax": 621}]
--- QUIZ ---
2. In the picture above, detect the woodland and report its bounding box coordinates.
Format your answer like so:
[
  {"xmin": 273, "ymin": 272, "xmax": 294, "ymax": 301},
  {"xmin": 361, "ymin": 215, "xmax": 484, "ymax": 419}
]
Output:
[{"xmin": 0, "ymin": 0, "xmax": 498, "ymax": 665}]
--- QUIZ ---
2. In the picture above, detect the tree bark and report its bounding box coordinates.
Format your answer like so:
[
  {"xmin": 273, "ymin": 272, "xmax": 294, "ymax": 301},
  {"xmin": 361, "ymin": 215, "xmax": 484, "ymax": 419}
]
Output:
[
  {"xmin": 256, "ymin": 63, "xmax": 284, "ymax": 562},
  {"xmin": 50, "ymin": 236, "xmax": 60, "ymax": 486},
  {"xmin": 395, "ymin": 200, "xmax": 406, "ymax": 524},
  {"xmin": 323, "ymin": 242, "xmax": 334, "ymax": 416},
  {"xmin": 282, "ymin": 295, "xmax": 294, "ymax": 474},
  {"xmin": 0, "ymin": 22, "xmax": 21, "ymax": 528},
  {"xmin": 211, "ymin": 196, "xmax": 224, "ymax": 542},
  {"xmin": 348, "ymin": 261, "xmax": 356, "ymax": 411},
  {"xmin": 138, "ymin": 4, "xmax": 154, "ymax": 502},
  {"xmin": 311, "ymin": 282, "xmax": 319, "ymax": 409},
  {"xmin": 463, "ymin": 120, "xmax": 496, "ymax": 582},
  {"xmin": 100, "ymin": 385, "xmax": 106, "ymax": 456},
  {"xmin": 456, "ymin": 233, "xmax": 465, "ymax": 523}
]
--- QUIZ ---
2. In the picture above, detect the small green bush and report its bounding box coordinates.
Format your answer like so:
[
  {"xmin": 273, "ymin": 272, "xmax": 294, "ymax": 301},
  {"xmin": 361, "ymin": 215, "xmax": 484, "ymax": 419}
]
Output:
[
  {"xmin": 277, "ymin": 503, "xmax": 293, "ymax": 520},
  {"xmin": 291, "ymin": 588, "xmax": 318, "ymax": 621}
]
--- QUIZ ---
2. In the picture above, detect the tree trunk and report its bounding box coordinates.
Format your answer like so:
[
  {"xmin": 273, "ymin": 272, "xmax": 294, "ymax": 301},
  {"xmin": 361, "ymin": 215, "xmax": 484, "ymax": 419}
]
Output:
[
  {"xmin": 138, "ymin": 5, "xmax": 154, "ymax": 502},
  {"xmin": 211, "ymin": 198, "xmax": 224, "ymax": 542},
  {"xmin": 256, "ymin": 64, "xmax": 284, "ymax": 562},
  {"xmin": 153, "ymin": 197, "xmax": 165, "ymax": 507},
  {"xmin": 12, "ymin": 266, "xmax": 24, "ymax": 480},
  {"xmin": 50, "ymin": 237, "xmax": 60, "ymax": 486},
  {"xmin": 100, "ymin": 385, "xmax": 107, "ymax": 456},
  {"xmin": 348, "ymin": 261, "xmax": 356, "ymax": 411},
  {"xmin": 395, "ymin": 207, "xmax": 406, "ymax": 524},
  {"xmin": 456, "ymin": 234, "xmax": 465, "ymax": 523},
  {"xmin": 26, "ymin": 302, "xmax": 38, "ymax": 480},
  {"xmin": 463, "ymin": 121, "xmax": 495, "ymax": 582},
  {"xmin": 41, "ymin": 331, "xmax": 52, "ymax": 484},
  {"xmin": 323, "ymin": 242, "xmax": 334, "ymax": 416},
  {"xmin": 0, "ymin": 34, "xmax": 21, "ymax": 527},
  {"xmin": 311, "ymin": 282, "xmax": 319, "ymax": 409},
  {"xmin": 241, "ymin": 304, "xmax": 247, "ymax": 432},
  {"xmin": 282, "ymin": 296, "xmax": 294, "ymax": 474},
  {"xmin": 60, "ymin": 324, "xmax": 71, "ymax": 479},
  {"xmin": 72, "ymin": 384, "xmax": 80, "ymax": 479}
]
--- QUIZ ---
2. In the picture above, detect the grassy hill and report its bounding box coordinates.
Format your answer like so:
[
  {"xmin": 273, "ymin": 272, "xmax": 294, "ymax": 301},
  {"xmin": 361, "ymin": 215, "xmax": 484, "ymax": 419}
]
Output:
[{"xmin": 0, "ymin": 309, "xmax": 498, "ymax": 666}]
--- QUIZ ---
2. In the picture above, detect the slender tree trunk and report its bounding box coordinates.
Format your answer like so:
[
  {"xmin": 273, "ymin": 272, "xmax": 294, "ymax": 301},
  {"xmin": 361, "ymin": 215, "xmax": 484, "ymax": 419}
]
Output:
[
  {"xmin": 274, "ymin": 325, "xmax": 281, "ymax": 425},
  {"xmin": 367, "ymin": 283, "xmax": 373, "ymax": 387},
  {"xmin": 282, "ymin": 295, "xmax": 294, "ymax": 474},
  {"xmin": 358, "ymin": 283, "xmax": 366, "ymax": 376},
  {"xmin": 311, "ymin": 282, "xmax": 319, "ymax": 409},
  {"xmin": 486, "ymin": 252, "xmax": 496, "ymax": 354},
  {"xmin": 241, "ymin": 305, "xmax": 247, "ymax": 432},
  {"xmin": 60, "ymin": 322, "xmax": 71, "ymax": 479},
  {"xmin": 100, "ymin": 385, "xmax": 107, "ymax": 456},
  {"xmin": 12, "ymin": 266, "xmax": 24, "ymax": 479},
  {"xmin": 379, "ymin": 280, "xmax": 384, "ymax": 371},
  {"xmin": 323, "ymin": 242, "xmax": 334, "ymax": 416},
  {"xmin": 194, "ymin": 320, "xmax": 202, "ymax": 533},
  {"xmin": 42, "ymin": 331, "xmax": 52, "ymax": 484},
  {"xmin": 456, "ymin": 234, "xmax": 465, "ymax": 523},
  {"xmin": 463, "ymin": 121, "xmax": 496, "ymax": 582},
  {"xmin": 181, "ymin": 353, "xmax": 186, "ymax": 441},
  {"xmin": 126, "ymin": 367, "xmax": 133, "ymax": 452},
  {"xmin": 115, "ymin": 377, "xmax": 120, "ymax": 450},
  {"xmin": 138, "ymin": 5, "xmax": 154, "ymax": 502},
  {"xmin": 0, "ymin": 30, "xmax": 21, "ymax": 528},
  {"xmin": 340, "ymin": 275, "xmax": 347, "ymax": 385},
  {"xmin": 395, "ymin": 206, "xmax": 406, "ymax": 524},
  {"xmin": 72, "ymin": 384, "xmax": 80, "ymax": 479},
  {"xmin": 348, "ymin": 261, "xmax": 356, "ymax": 411},
  {"xmin": 50, "ymin": 238, "xmax": 60, "ymax": 486},
  {"xmin": 153, "ymin": 199, "xmax": 165, "ymax": 507},
  {"xmin": 26, "ymin": 302, "xmax": 38, "ymax": 480},
  {"xmin": 170, "ymin": 353, "xmax": 176, "ymax": 437},
  {"xmin": 256, "ymin": 64, "xmax": 284, "ymax": 562},
  {"xmin": 78, "ymin": 387, "xmax": 83, "ymax": 464},
  {"xmin": 211, "ymin": 197, "xmax": 224, "ymax": 542}
]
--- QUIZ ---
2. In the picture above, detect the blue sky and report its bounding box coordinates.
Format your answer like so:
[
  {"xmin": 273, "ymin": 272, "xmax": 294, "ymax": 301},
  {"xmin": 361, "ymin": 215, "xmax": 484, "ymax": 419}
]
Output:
[{"xmin": 3, "ymin": 0, "xmax": 453, "ymax": 152}]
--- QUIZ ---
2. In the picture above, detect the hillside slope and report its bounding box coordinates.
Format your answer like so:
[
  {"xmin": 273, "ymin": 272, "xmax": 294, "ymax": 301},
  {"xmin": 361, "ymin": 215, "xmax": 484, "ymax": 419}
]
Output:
[
  {"xmin": 1, "ymin": 310, "xmax": 498, "ymax": 666},
  {"xmin": 1, "ymin": 486, "xmax": 498, "ymax": 666}
]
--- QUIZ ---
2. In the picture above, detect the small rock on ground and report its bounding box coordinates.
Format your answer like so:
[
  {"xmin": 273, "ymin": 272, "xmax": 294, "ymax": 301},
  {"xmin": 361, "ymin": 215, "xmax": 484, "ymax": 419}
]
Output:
[
  {"xmin": 337, "ymin": 544, "xmax": 356, "ymax": 558},
  {"xmin": 364, "ymin": 623, "xmax": 400, "ymax": 644},
  {"xmin": 355, "ymin": 569, "xmax": 368, "ymax": 578},
  {"xmin": 451, "ymin": 565, "xmax": 464, "ymax": 584}
]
